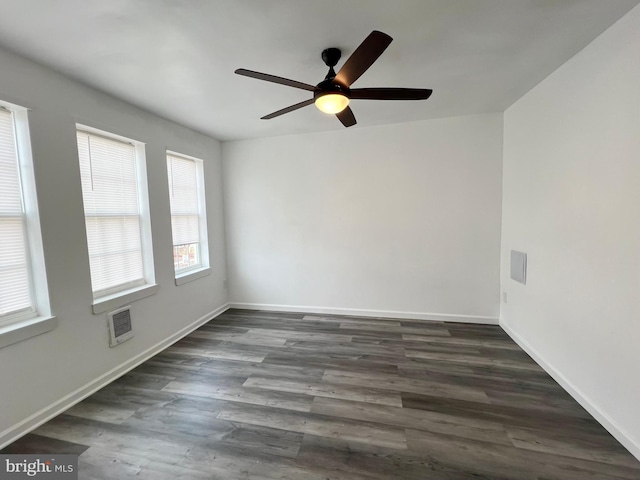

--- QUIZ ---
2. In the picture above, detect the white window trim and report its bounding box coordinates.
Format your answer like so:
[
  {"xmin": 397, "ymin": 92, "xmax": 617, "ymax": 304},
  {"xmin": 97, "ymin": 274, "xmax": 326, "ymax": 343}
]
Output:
[
  {"xmin": 0, "ymin": 316, "xmax": 57, "ymax": 349},
  {"xmin": 166, "ymin": 150, "xmax": 210, "ymax": 285},
  {"xmin": 77, "ymin": 124, "xmax": 157, "ymax": 312},
  {"xmin": 91, "ymin": 283, "xmax": 158, "ymax": 315},
  {"xmin": 0, "ymin": 101, "xmax": 55, "ymax": 348},
  {"xmin": 175, "ymin": 266, "xmax": 211, "ymax": 285}
]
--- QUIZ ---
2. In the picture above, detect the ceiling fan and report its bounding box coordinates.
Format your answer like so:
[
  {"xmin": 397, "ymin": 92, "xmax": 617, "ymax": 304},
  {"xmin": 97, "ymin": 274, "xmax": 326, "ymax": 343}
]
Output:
[{"xmin": 235, "ymin": 30, "xmax": 433, "ymax": 128}]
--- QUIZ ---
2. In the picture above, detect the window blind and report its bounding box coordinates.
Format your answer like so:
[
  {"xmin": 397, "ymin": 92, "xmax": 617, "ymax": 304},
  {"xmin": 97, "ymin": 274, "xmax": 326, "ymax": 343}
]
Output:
[
  {"xmin": 0, "ymin": 108, "xmax": 32, "ymax": 318},
  {"xmin": 77, "ymin": 130, "xmax": 145, "ymax": 296},
  {"xmin": 167, "ymin": 153, "xmax": 201, "ymax": 271}
]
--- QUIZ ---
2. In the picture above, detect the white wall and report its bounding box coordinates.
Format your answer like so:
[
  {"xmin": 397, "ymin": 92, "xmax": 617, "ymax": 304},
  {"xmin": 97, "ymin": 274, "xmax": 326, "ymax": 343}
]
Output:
[
  {"xmin": 0, "ymin": 47, "xmax": 228, "ymax": 445},
  {"xmin": 501, "ymin": 5, "xmax": 640, "ymax": 458},
  {"xmin": 223, "ymin": 114, "xmax": 503, "ymax": 322}
]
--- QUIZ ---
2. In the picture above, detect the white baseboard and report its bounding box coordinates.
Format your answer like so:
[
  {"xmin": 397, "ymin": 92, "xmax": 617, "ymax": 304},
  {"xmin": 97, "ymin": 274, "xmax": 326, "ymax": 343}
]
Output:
[
  {"xmin": 500, "ymin": 319, "xmax": 640, "ymax": 462},
  {"xmin": 0, "ymin": 303, "xmax": 230, "ymax": 450},
  {"xmin": 228, "ymin": 302, "xmax": 498, "ymax": 325}
]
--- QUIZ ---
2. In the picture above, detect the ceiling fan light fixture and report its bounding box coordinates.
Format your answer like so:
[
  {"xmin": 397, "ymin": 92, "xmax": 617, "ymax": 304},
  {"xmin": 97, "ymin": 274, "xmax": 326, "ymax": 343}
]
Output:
[{"xmin": 314, "ymin": 93, "xmax": 349, "ymax": 114}]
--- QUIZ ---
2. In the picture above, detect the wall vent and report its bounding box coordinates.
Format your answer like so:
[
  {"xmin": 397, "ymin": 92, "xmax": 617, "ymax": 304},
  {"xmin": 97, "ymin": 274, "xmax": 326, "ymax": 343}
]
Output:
[
  {"xmin": 510, "ymin": 250, "xmax": 527, "ymax": 285},
  {"xmin": 107, "ymin": 306, "xmax": 134, "ymax": 347}
]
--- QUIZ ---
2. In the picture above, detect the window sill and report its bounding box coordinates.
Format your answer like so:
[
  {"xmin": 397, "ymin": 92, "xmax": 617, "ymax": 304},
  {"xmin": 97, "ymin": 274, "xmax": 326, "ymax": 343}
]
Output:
[
  {"xmin": 0, "ymin": 315, "xmax": 58, "ymax": 349},
  {"xmin": 175, "ymin": 267, "xmax": 211, "ymax": 286},
  {"xmin": 92, "ymin": 283, "xmax": 158, "ymax": 314}
]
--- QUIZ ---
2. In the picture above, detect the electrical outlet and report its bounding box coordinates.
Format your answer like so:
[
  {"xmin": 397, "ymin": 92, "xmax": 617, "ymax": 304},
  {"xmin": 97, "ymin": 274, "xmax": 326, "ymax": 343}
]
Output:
[{"xmin": 503, "ymin": 292, "xmax": 508, "ymax": 303}]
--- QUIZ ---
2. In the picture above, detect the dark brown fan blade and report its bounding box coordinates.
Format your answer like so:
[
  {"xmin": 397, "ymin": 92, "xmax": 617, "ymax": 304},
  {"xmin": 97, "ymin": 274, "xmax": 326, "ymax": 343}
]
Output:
[
  {"xmin": 235, "ymin": 69, "xmax": 316, "ymax": 91},
  {"xmin": 350, "ymin": 88, "xmax": 433, "ymax": 100},
  {"xmin": 336, "ymin": 106, "xmax": 357, "ymax": 127},
  {"xmin": 261, "ymin": 98, "xmax": 315, "ymax": 119},
  {"xmin": 334, "ymin": 31, "xmax": 393, "ymax": 87}
]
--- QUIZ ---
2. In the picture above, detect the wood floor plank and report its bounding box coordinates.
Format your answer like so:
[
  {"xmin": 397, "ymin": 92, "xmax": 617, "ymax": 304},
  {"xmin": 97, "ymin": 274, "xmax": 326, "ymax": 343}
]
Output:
[
  {"xmin": 340, "ymin": 319, "xmax": 404, "ymax": 328},
  {"xmin": 506, "ymin": 426, "xmax": 640, "ymax": 468},
  {"xmin": 405, "ymin": 428, "xmax": 640, "ymax": 480},
  {"xmin": 64, "ymin": 399, "xmax": 137, "ymax": 424},
  {"xmin": 282, "ymin": 339, "xmax": 407, "ymax": 357},
  {"xmin": 0, "ymin": 433, "xmax": 90, "ymax": 455},
  {"xmin": 298, "ymin": 433, "xmax": 511, "ymax": 480},
  {"xmin": 302, "ymin": 314, "xmax": 402, "ymax": 327},
  {"xmin": 446, "ymin": 324, "xmax": 511, "ymax": 339},
  {"xmin": 213, "ymin": 319, "xmax": 346, "ymax": 334},
  {"xmin": 401, "ymin": 391, "xmax": 608, "ymax": 434},
  {"xmin": 122, "ymin": 405, "xmax": 238, "ymax": 439},
  {"xmin": 179, "ymin": 441, "xmax": 377, "ymax": 480},
  {"xmin": 339, "ymin": 322, "xmax": 451, "ymax": 336},
  {"xmin": 243, "ymin": 376, "xmax": 403, "ymax": 407},
  {"xmin": 68, "ymin": 422, "xmax": 310, "ymax": 479},
  {"xmin": 398, "ymin": 363, "xmax": 566, "ymax": 402},
  {"xmin": 198, "ymin": 323, "xmax": 251, "ymax": 333},
  {"xmin": 78, "ymin": 447, "xmax": 213, "ymax": 480},
  {"xmin": 112, "ymin": 371, "xmax": 176, "ymax": 390},
  {"xmin": 161, "ymin": 380, "xmax": 314, "ymax": 412},
  {"xmin": 33, "ymin": 415, "xmax": 194, "ymax": 458},
  {"xmin": 322, "ymin": 369, "xmax": 490, "ymax": 403},
  {"xmin": 167, "ymin": 345, "xmax": 267, "ymax": 363},
  {"xmin": 188, "ymin": 329, "xmax": 288, "ymax": 347},
  {"xmin": 484, "ymin": 386, "xmax": 594, "ymax": 418},
  {"xmin": 140, "ymin": 394, "xmax": 228, "ymax": 419},
  {"xmin": 247, "ymin": 327, "xmax": 353, "ymax": 343},
  {"xmin": 131, "ymin": 363, "xmax": 248, "ymax": 388},
  {"xmin": 310, "ymin": 397, "xmax": 512, "ymax": 446},
  {"xmin": 262, "ymin": 352, "xmax": 401, "ymax": 375},
  {"xmin": 398, "ymin": 363, "xmax": 565, "ymax": 391},
  {"xmin": 389, "ymin": 340, "xmax": 484, "ymax": 355},
  {"xmin": 402, "ymin": 333, "xmax": 521, "ymax": 350},
  {"xmin": 147, "ymin": 357, "xmax": 326, "ymax": 383},
  {"xmin": 217, "ymin": 422, "xmax": 304, "ymax": 459},
  {"xmin": 35, "ymin": 414, "xmax": 301, "ymax": 479},
  {"xmin": 150, "ymin": 351, "xmax": 212, "ymax": 366},
  {"xmin": 222, "ymin": 310, "xmax": 304, "ymax": 320},
  {"xmin": 87, "ymin": 383, "xmax": 180, "ymax": 410},
  {"xmin": 217, "ymin": 404, "xmax": 408, "ymax": 451},
  {"xmin": 405, "ymin": 349, "xmax": 545, "ymax": 372}
]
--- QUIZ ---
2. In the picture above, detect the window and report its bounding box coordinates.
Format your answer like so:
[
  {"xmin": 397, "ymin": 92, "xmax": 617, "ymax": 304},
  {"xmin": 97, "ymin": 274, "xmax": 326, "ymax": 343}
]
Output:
[
  {"xmin": 166, "ymin": 151, "xmax": 209, "ymax": 282},
  {"xmin": 0, "ymin": 108, "xmax": 30, "ymax": 320},
  {"xmin": 76, "ymin": 126, "xmax": 155, "ymax": 308},
  {"xmin": 0, "ymin": 101, "xmax": 52, "ymax": 340}
]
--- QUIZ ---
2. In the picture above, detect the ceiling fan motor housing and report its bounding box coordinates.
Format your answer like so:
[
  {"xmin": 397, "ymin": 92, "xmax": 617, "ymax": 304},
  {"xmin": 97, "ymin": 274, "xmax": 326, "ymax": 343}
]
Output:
[{"xmin": 314, "ymin": 79, "xmax": 349, "ymax": 100}]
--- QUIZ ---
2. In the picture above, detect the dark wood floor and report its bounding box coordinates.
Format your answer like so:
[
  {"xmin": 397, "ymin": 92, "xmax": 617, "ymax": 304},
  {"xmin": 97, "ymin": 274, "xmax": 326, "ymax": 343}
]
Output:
[{"xmin": 3, "ymin": 309, "xmax": 639, "ymax": 479}]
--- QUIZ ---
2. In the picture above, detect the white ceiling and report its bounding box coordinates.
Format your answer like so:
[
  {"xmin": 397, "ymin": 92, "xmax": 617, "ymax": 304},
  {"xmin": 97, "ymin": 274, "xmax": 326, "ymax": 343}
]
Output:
[{"xmin": 0, "ymin": 0, "xmax": 638, "ymax": 141}]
